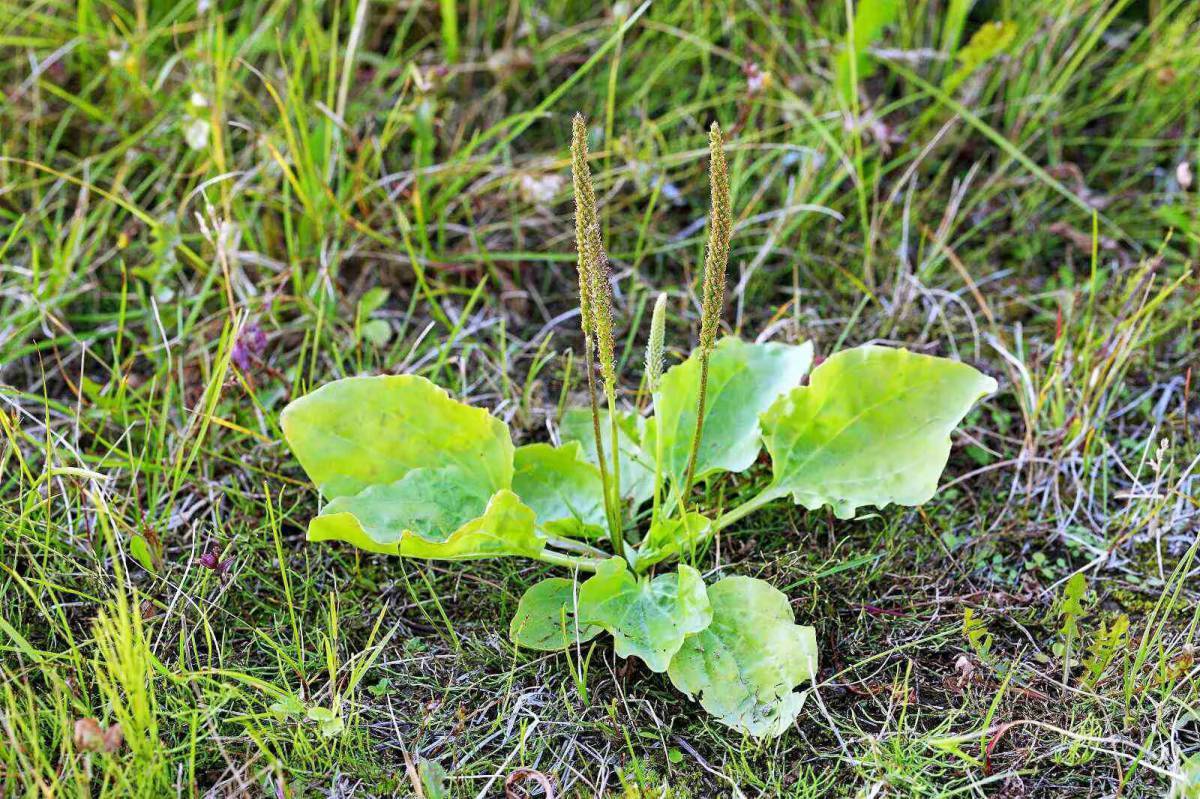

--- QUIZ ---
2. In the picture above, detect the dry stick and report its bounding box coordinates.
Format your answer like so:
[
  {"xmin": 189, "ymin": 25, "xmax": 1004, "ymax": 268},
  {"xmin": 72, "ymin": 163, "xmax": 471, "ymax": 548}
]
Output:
[
  {"xmin": 679, "ymin": 123, "xmax": 733, "ymax": 515},
  {"xmin": 571, "ymin": 114, "xmax": 626, "ymax": 560}
]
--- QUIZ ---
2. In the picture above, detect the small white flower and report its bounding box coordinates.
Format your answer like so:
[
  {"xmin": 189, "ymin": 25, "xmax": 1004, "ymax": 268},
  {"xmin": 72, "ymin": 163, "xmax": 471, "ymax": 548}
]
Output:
[
  {"xmin": 518, "ymin": 172, "xmax": 565, "ymax": 206},
  {"xmin": 184, "ymin": 118, "xmax": 210, "ymax": 151},
  {"xmin": 1177, "ymin": 161, "xmax": 1193, "ymax": 190}
]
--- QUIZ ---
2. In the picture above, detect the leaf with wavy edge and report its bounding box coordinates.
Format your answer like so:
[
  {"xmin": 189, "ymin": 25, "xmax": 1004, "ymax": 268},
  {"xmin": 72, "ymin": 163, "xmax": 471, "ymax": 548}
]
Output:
[
  {"xmin": 668, "ymin": 576, "xmax": 817, "ymax": 738},
  {"xmin": 645, "ymin": 337, "xmax": 812, "ymax": 491},
  {"xmin": 761, "ymin": 346, "xmax": 997, "ymax": 519},
  {"xmin": 578, "ymin": 558, "xmax": 711, "ymax": 672},
  {"xmin": 281, "ymin": 374, "xmax": 513, "ymax": 500},
  {"xmin": 309, "ymin": 470, "xmax": 542, "ymax": 559},
  {"xmin": 281, "ymin": 374, "xmax": 540, "ymax": 559},
  {"xmin": 509, "ymin": 577, "xmax": 602, "ymax": 651},
  {"xmin": 512, "ymin": 442, "xmax": 607, "ymax": 539}
]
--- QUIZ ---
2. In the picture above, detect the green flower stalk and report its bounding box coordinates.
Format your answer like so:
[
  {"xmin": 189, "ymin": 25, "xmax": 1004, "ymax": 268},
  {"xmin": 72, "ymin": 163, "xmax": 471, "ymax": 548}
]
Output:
[
  {"xmin": 646, "ymin": 293, "xmax": 668, "ymax": 523},
  {"xmin": 571, "ymin": 114, "xmax": 625, "ymax": 560},
  {"xmin": 645, "ymin": 293, "xmax": 668, "ymax": 392},
  {"xmin": 680, "ymin": 122, "xmax": 732, "ymax": 508}
]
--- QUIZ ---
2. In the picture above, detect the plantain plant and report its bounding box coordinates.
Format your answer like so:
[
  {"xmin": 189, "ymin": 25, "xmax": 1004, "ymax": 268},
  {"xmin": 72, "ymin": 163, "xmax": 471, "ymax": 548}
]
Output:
[{"xmin": 280, "ymin": 116, "xmax": 997, "ymax": 738}]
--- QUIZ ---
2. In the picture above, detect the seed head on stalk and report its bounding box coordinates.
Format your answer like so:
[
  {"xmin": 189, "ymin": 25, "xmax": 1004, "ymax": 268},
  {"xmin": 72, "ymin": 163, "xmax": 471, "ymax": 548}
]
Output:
[
  {"xmin": 680, "ymin": 122, "xmax": 733, "ymax": 505},
  {"xmin": 646, "ymin": 291, "xmax": 669, "ymax": 524},
  {"xmin": 645, "ymin": 293, "xmax": 668, "ymax": 394},
  {"xmin": 698, "ymin": 122, "xmax": 731, "ymax": 357},
  {"xmin": 570, "ymin": 113, "xmax": 625, "ymax": 559},
  {"xmin": 571, "ymin": 115, "xmax": 598, "ymax": 345}
]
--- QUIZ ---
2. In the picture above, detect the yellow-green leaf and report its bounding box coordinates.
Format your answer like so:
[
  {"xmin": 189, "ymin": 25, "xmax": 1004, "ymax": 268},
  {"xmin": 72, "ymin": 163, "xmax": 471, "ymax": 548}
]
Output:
[
  {"xmin": 310, "ymin": 479, "xmax": 542, "ymax": 560},
  {"xmin": 944, "ymin": 20, "xmax": 1018, "ymax": 94},
  {"xmin": 668, "ymin": 576, "xmax": 817, "ymax": 738},
  {"xmin": 645, "ymin": 337, "xmax": 812, "ymax": 492},
  {"xmin": 281, "ymin": 375, "xmax": 513, "ymax": 499},
  {"xmin": 509, "ymin": 577, "xmax": 601, "ymax": 651},
  {"xmin": 512, "ymin": 442, "xmax": 607, "ymax": 539},
  {"xmin": 762, "ymin": 346, "xmax": 997, "ymax": 519},
  {"xmin": 578, "ymin": 558, "xmax": 711, "ymax": 673}
]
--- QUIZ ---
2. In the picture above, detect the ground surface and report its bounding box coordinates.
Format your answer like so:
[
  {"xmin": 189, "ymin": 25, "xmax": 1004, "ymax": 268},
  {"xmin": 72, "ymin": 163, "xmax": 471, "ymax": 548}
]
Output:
[{"xmin": 2, "ymin": 1, "xmax": 1199, "ymax": 797}]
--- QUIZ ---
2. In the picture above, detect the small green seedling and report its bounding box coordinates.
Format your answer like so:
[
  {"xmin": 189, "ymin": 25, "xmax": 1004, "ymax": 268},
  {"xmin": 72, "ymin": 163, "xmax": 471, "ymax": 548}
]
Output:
[{"xmin": 280, "ymin": 116, "xmax": 996, "ymax": 738}]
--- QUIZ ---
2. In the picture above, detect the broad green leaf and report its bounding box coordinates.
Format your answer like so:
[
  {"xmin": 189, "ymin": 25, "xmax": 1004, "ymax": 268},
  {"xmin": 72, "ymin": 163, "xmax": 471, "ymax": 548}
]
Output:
[
  {"xmin": 269, "ymin": 694, "xmax": 304, "ymax": 721},
  {"xmin": 281, "ymin": 375, "xmax": 513, "ymax": 499},
  {"xmin": 358, "ymin": 286, "xmax": 389, "ymax": 315},
  {"xmin": 561, "ymin": 408, "xmax": 654, "ymax": 507},
  {"xmin": 360, "ymin": 318, "xmax": 392, "ymax": 347},
  {"xmin": 834, "ymin": 0, "xmax": 901, "ymax": 106},
  {"xmin": 309, "ymin": 474, "xmax": 542, "ymax": 559},
  {"xmin": 578, "ymin": 559, "xmax": 711, "ymax": 672},
  {"xmin": 645, "ymin": 337, "xmax": 812, "ymax": 491},
  {"xmin": 762, "ymin": 346, "xmax": 997, "ymax": 519},
  {"xmin": 418, "ymin": 759, "xmax": 450, "ymax": 799},
  {"xmin": 129, "ymin": 533, "xmax": 159, "ymax": 573},
  {"xmin": 512, "ymin": 442, "xmax": 607, "ymax": 539},
  {"xmin": 633, "ymin": 512, "xmax": 712, "ymax": 572},
  {"xmin": 668, "ymin": 576, "xmax": 818, "ymax": 739},
  {"xmin": 509, "ymin": 577, "xmax": 602, "ymax": 651}
]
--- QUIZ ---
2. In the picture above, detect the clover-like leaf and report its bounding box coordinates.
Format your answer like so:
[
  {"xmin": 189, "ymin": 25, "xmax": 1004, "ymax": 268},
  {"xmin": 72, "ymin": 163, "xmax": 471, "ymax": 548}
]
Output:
[
  {"xmin": 668, "ymin": 576, "xmax": 818, "ymax": 739},
  {"xmin": 632, "ymin": 512, "xmax": 711, "ymax": 572},
  {"xmin": 309, "ymin": 471, "xmax": 542, "ymax": 559},
  {"xmin": 578, "ymin": 558, "xmax": 711, "ymax": 672},
  {"xmin": 512, "ymin": 442, "xmax": 607, "ymax": 539},
  {"xmin": 306, "ymin": 706, "xmax": 345, "ymax": 738},
  {"xmin": 761, "ymin": 346, "xmax": 997, "ymax": 519},
  {"xmin": 561, "ymin": 408, "xmax": 654, "ymax": 507},
  {"xmin": 509, "ymin": 577, "xmax": 602, "ymax": 651},
  {"xmin": 281, "ymin": 375, "xmax": 513, "ymax": 499},
  {"xmin": 645, "ymin": 337, "xmax": 812, "ymax": 492}
]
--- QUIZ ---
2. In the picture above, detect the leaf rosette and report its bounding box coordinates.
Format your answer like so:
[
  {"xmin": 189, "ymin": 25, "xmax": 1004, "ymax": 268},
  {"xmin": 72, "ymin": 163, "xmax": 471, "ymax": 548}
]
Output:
[{"xmin": 281, "ymin": 126, "xmax": 998, "ymax": 741}]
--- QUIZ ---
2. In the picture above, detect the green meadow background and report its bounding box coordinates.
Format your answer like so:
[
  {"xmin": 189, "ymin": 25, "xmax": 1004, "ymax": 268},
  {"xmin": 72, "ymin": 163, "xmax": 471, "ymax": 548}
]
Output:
[{"xmin": 1, "ymin": 1, "xmax": 1198, "ymax": 796}]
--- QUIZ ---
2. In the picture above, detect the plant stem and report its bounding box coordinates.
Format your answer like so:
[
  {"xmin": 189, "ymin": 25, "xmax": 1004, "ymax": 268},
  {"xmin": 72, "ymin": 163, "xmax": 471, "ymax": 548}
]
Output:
[
  {"xmin": 678, "ymin": 122, "xmax": 731, "ymax": 522},
  {"xmin": 712, "ymin": 485, "xmax": 783, "ymax": 533},
  {"xmin": 583, "ymin": 341, "xmax": 622, "ymax": 555},
  {"xmin": 535, "ymin": 548, "xmax": 603, "ymax": 573},
  {"xmin": 545, "ymin": 535, "xmax": 608, "ymax": 559},
  {"xmin": 678, "ymin": 353, "xmax": 711, "ymax": 515},
  {"xmin": 570, "ymin": 114, "xmax": 625, "ymax": 562},
  {"xmin": 604, "ymin": 388, "xmax": 626, "ymax": 561}
]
